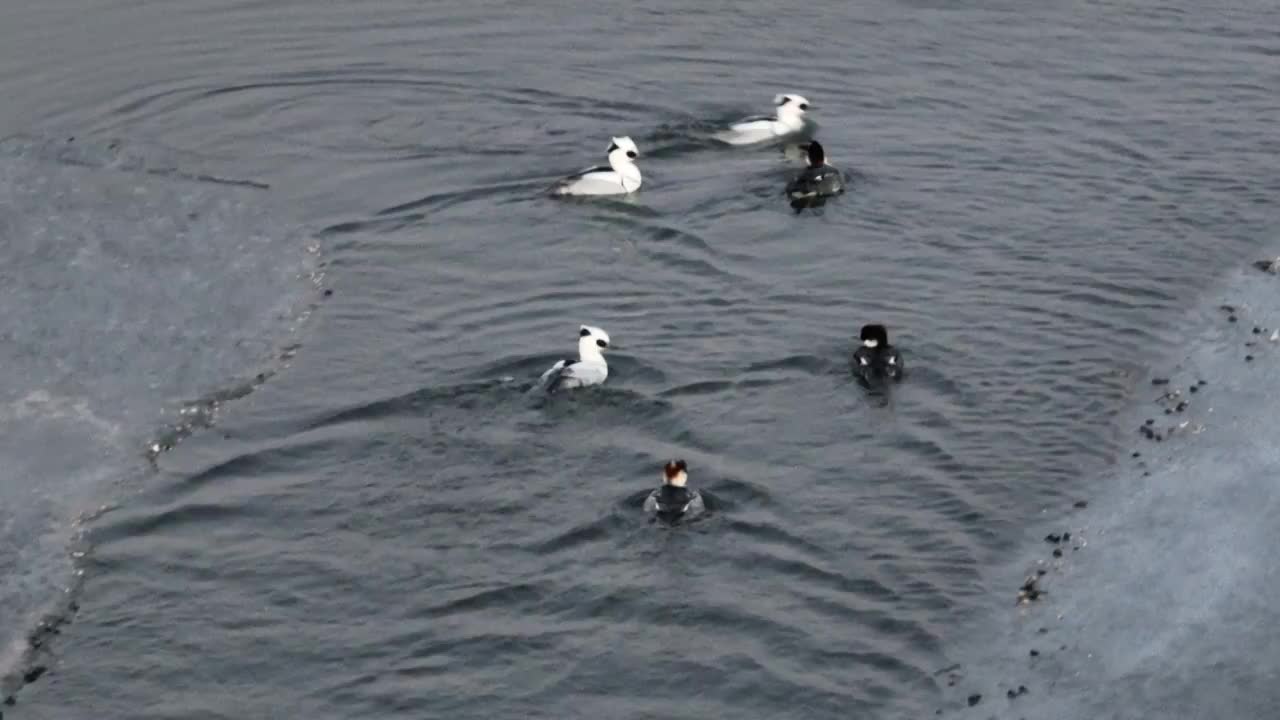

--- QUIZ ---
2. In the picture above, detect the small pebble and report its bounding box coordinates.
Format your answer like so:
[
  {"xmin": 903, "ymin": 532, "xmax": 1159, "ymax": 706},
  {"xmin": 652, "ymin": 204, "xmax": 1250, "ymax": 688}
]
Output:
[
  {"xmin": 967, "ymin": 693, "xmax": 982, "ymax": 707},
  {"xmin": 1246, "ymin": 355, "xmax": 1254, "ymax": 362},
  {"xmin": 1038, "ymin": 627, "xmax": 1049, "ymax": 634},
  {"xmin": 1145, "ymin": 418, "xmax": 1155, "ymax": 425},
  {"xmin": 1063, "ymin": 531, "xmax": 1072, "ymax": 540},
  {"xmin": 1052, "ymin": 548, "xmax": 1063, "ymax": 558},
  {"xmin": 1045, "ymin": 534, "xmax": 1061, "ymax": 544},
  {"xmin": 22, "ymin": 665, "xmax": 47, "ymax": 684},
  {"xmin": 1073, "ymin": 500, "xmax": 1088, "ymax": 508},
  {"xmin": 1198, "ymin": 379, "xmax": 1207, "ymax": 386},
  {"xmin": 1132, "ymin": 451, "xmax": 1141, "ymax": 458},
  {"xmin": 1176, "ymin": 401, "xmax": 1188, "ymax": 412},
  {"xmin": 1254, "ymin": 327, "xmax": 1263, "ymax": 334},
  {"xmin": 1164, "ymin": 408, "xmax": 1172, "ymax": 415},
  {"xmin": 1029, "ymin": 649, "xmax": 1040, "ymax": 657},
  {"xmin": 1019, "ymin": 685, "xmax": 1029, "ymax": 695},
  {"xmin": 1189, "ymin": 385, "xmax": 1198, "ymax": 393},
  {"xmin": 1151, "ymin": 377, "xmax": 1169, "ymax": 386},
  {"xmin": 1229, "ymin": 315, "xmax": 1238, "ymax": 323},
  {"xmin": 1036, "ymin": 568, "xmax": 1047, "ymax": 576},
  {"xmin": 323, "ymin": 288, "xmax": 334, "ymax": 297},
  {"xmin": 1007, "ymin": 689, "xmax": 1018, "ymax": 699}
]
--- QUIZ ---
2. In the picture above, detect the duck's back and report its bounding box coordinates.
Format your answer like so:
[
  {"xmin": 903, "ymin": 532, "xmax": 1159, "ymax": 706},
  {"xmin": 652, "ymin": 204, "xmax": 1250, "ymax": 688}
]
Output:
[
  {"xmin": 644, "ymin": 486, "xmax": 704, "ymax": 516},
  {"xmin": 787, "ymin": 165, "xmax": 846, "ymax": 199},
  {"xmin": 555, "ymin": 167, "xmax": 626, "ymax": 196}
]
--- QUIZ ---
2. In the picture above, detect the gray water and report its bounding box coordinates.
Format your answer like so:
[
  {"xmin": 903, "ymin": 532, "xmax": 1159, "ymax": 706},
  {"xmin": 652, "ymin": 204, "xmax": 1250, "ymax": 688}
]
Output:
[{"xmin": 0, "ymin": 1, "xmax": 1277, "ymax": 718}]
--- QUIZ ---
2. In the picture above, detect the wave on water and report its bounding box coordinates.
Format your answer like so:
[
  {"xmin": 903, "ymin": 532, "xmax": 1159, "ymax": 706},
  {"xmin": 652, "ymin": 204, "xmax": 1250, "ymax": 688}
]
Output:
[{"xmin": 0, "ymin": 134, "xmax": 323, "ymax": 696}]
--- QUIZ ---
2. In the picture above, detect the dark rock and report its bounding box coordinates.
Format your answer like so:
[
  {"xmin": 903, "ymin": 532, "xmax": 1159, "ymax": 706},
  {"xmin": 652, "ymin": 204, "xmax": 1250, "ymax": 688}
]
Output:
[
  {"xmin": 1038, "ymin": 627, "xmax": 1048, "ymax": 634},
  {"xmin": 1221, "ymin": 304, "xmax": 1236, "ymax": 313},
  {"xmin": 1063, "ymin": 531, "xmax": 1072, "ymax": 540},
  {"xmin": 968, "ymin": 693, "xmax": 982, "ymax": 707},
  {"xmin": 1029, "ymin": 649, "xmax": 1040, "ymax": 657},
  {"xmin": 1074, "ymin": 499, "xmax": 1088, "ymax": 508},
  {"xmin": 1037, "ymin": 569, "xmax": 1047, "ymax": 576},
  {"xmin": 1145, "ymin": 418, "xmax": 1155, "ymax": 425},
  {"xmin": 1045, "ymin": 533, "xmax": 1061, "ymax": 544},
  {"xmin": 1246, "ymin": 355, "xmax": 1255, "ymax": 362},
  {"xmin": 323, "ymin": 288, "xmax": 334, "ymax": 297},
  {"xmin": 1008, "ymin": 689, "xmax": 1018, "ymax": 699},
  {"xmin": 1254, "ymin": 327, "xmax": 1263, "ymax": 334},
  {"xmin": 1164, "ymin": 408, "xmax": 1172, "ymax": 415},
  {"xmin": 1052, "ymin": 548, "xmax": 1063, "ymax": 558},
  {"xmin": 1018, "ymin": 576, "xmax": 1043, "ymax": 603},
  {"xmin": 1176, "ymin": 401, "xmax": 1188, "ymax": 412},
  {"xmin": 1229, "ymin": 315, "xmax": 1238, "ymax": 323},
  {"xmin": 1189, "ymin": 385, "xmax": 1198, "ymax": 393},
  {"xmin": 23, "ymin": 665, "xmax": 47, "ymax": 684},
  {"xmin": 1198, "ymin": 379, "xmax": 1207, "ymax": 386},
  {"xmin": 1150, "ymin": 377, "xmax": 1169, "ymax": 385},
  {"xmin": 1132, "ymin": 451, "xmax": 1141, "ymax": 457},
  {"xmin": 1018, "ymin": 685, "xmax": 1029, "ymax": 695}
]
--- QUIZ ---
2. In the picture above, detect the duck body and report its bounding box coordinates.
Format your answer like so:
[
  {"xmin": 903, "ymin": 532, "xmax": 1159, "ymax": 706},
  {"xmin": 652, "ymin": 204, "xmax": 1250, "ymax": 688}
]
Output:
[
  {"xmin": 643, "ymin": 460, "xmax": 706, "ymax": 521},
  {"xmin": 715, "ymin": 93, "xmax": 812, "ymax": 146},
  {"xmin": 786, "ymin": 141, "xmax": 846, "ymax": 210},
  {"xmin": 851, "ymin": 324, "xmax": 904, "ymax": 382},
  {"xmin": 539, "ymin": 325, "xmax": 612, "ymax": 392},
  {"xmin": 553, "ymin": 137, "xmax": 641, "ymax": 196},
  {"xmin": 643, "ymin": 485, "xmax": 705, "ymax": 516}
]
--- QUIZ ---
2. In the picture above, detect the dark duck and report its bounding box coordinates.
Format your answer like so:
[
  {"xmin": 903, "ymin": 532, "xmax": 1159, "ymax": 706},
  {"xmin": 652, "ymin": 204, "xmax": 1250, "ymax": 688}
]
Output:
[
  {"xmin": 851, "ymin": 324, "xmax": 904, "ymax": 382},
  {"xmin": 786, "ymin": 140, "xmax": 845, "ymax": 211},
  {"xmin": 643, "ymin": 460, "xmax": 705, "ymax": 521}
]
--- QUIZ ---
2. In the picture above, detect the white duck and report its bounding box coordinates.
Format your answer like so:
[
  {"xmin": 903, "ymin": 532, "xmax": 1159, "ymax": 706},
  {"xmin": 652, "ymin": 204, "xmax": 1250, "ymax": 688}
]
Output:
[
  {"xmin": 715, "ymin": 93, "xmax": 813, "ymax": 146},
  {"xmin": 553, "ymin": 137, "xmax": 642, "ymax": 196},
  {"xmin": 539, "ymin": 325, "xmax": 612, "ymax": 391}
]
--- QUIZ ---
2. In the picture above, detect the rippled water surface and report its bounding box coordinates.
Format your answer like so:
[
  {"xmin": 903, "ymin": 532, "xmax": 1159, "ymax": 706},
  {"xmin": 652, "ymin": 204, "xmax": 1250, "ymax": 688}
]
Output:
[{"xmin": 1, "ymin": 0, "xmax": 1277, "ymax": 717}]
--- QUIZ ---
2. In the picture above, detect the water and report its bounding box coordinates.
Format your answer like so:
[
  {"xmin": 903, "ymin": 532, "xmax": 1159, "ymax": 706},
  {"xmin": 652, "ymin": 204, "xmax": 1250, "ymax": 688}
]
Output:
[{"xmin": 0, "ymin": 1, "xmax": 1277, "ymax": 717}]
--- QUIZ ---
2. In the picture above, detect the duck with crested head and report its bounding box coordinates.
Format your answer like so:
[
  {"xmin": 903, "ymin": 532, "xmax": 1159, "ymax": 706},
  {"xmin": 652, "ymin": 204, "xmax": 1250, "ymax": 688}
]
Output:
[
  {"xmin": 643, "ymin": 459, "xmax": 705, "ymax": 520},
  {"xmin": 538, "ymin": 325, "xmax": 613, "ymax": 392},
  {"xmin": 553, "ymin": 137, "xmax": 642, "ymax": 196},
  {"xmin": 715, "ymin": 93, "xmax": 814, "ymax": 146}
]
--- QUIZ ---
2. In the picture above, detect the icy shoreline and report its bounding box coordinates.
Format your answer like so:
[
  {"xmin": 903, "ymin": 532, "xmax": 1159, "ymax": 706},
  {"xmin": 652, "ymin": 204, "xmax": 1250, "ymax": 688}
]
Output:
[{"xmin": 942, "ymin": 260, "xmax": 1280, "ymax": 719}]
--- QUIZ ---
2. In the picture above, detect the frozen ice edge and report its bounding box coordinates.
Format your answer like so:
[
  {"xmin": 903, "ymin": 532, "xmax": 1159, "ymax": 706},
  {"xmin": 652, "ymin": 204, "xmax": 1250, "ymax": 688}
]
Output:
[{"xmin": 941, "ymin": 260, "xmax": 1280, "ymax": 719}]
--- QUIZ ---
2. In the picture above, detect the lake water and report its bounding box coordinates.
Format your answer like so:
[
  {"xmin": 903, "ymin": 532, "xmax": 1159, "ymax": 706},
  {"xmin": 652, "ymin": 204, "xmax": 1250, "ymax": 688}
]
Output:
[{"xmin": 1, "ymin": 1, "xmax": 1277, "ymax": 717}]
